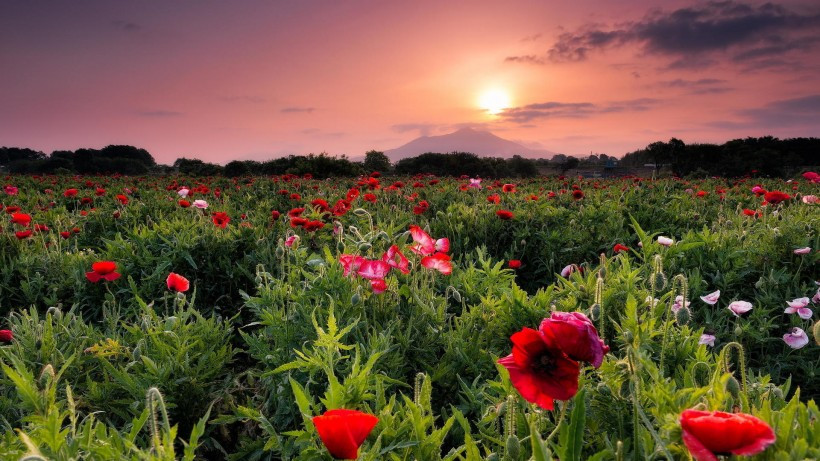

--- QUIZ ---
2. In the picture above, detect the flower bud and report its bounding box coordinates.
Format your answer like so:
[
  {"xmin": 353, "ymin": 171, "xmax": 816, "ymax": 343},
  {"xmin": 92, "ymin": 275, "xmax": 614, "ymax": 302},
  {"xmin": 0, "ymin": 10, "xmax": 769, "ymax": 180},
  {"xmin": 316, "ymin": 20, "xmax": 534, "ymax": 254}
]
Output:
[
  {"xmin": 352, "ymin": 208, "xmax": 369, "ymax": 216},
  {"xmin": 164, "ymin": 316, "xmax": 178, "ymax": 331},
  {"xmin": 504, "ymin": 435, "xmax": 521, "ymax": 461},
  {"xmin": 589, "ymin": 303, "xmax": 601, "ymax": 321},
  {"xmin": 813, "ymin": 321, "xmax": 820, "ymax": 346},
  {"xmin": 675, "ymin": 306, "xmax": 691, "ymax": 325},
  {"xmin": 358, "ymin": 242, "xmax": 372, "ymax": 252},
  {"xmin": 351, "ymin": 293, "xmax": 361, "ymax": 305},
  {"xmin": 726, "ymin": 375, "xmax": 741, "ymax": 399},
  {"xmin": 734, "ymin": 325, "xmax": 743, "ymax": 336}
]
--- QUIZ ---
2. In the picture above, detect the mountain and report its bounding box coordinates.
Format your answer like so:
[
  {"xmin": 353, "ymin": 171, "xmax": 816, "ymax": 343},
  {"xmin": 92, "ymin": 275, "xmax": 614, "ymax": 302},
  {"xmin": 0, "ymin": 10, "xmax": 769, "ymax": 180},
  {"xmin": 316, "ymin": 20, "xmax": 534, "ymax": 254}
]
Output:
[{"xmin": 384, "ymin": 128, "xmax": 559, "ymax": 161}]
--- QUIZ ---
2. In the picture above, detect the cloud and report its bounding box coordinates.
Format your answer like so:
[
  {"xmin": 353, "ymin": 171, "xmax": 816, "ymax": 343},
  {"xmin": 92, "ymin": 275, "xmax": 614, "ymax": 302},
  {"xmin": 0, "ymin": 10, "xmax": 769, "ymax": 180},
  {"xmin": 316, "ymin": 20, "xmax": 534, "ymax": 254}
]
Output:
[
  {"xmin": 546, "ymin": 1, "xmax": 820, "ymax": 67},
  {"xmin": 112, "ymin": 20, "xmax": 141, "ymax": 32},
  {"xmin": 220, "ymin": 95, "xmax": 267, "ymax": 104},
  {"xmin": 135, "ymin": 110, "xmax": 182, "ymax": 117},
  {"xmin": 521, "ymin": 33, "xmax": 543, "ymax": 42},
  {"xmin": 391, "ymin": 123, "xmax": 437, "ymax": 136},
  {"xmin": 500, "ymin": 99, "xmax": 660, "ymax": 123},
  {"xmin": 504, "ymin": 54, "xmax": 545, "ymax": 65},
  {"xmin": 702, "ymin": 94, "xmax": 820, "ymax": 130},
  {"xmin": 281, "ymin": 107, "xmax": 315, "ymax": 114},
  {"xmin": 657, "ymin": 78, "xmax": 733, "ymax": 94}
]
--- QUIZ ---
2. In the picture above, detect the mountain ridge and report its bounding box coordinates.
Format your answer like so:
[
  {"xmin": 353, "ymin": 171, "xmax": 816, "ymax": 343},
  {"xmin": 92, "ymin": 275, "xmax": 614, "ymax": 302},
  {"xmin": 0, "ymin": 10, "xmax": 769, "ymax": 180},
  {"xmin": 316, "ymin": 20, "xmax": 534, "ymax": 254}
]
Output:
[{"xmin": 384, "ymin": 128, "xmax": 559, "ymax": 161}]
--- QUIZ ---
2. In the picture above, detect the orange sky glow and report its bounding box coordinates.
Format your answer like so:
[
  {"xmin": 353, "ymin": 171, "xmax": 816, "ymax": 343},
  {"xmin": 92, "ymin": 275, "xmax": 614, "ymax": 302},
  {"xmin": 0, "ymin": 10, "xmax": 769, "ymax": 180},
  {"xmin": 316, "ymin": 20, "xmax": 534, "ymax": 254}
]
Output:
[{"xmin": 2, "ymin": 0, "xmax": 819, "ymax": 163}]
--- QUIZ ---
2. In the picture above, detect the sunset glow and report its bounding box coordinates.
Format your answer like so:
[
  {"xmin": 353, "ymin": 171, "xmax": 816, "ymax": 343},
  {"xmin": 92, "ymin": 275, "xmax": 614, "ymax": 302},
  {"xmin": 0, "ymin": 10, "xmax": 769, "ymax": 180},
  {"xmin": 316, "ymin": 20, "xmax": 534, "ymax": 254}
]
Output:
[{"xmin": 1, "ymin": 1, "xmax": 819, "ymax": 163}]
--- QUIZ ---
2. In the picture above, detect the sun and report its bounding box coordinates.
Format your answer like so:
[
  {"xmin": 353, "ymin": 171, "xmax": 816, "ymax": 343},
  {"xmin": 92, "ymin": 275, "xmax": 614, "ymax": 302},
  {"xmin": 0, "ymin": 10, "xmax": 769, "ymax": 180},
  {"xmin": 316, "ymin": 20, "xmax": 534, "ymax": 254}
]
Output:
[{"xmin": 478, "ymin": 89, "xmax": 510, "ymax": 115}]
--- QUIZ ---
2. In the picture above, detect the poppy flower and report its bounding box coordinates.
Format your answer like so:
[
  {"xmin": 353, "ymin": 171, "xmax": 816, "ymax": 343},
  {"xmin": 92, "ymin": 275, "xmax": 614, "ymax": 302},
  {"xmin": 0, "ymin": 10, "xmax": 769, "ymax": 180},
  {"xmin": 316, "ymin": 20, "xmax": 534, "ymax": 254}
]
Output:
[
  {"xmin": 64, "ymin": 188, "xmax": 78, "ymax": 197},
  {"xmin": 271, "ymin": 210, "xmax": 281, "ymax": 219},
  {"xmin": 657, "ymin": 236, "xmax": 674, "ymax": 246},
  {"xmin": 193, "ymin": 200, "xmax": 208, "ymax": 209},
  {"xmin": 560, "ymin": 264, "xmax": 582, "ymax": 278},
  {"xmin": 339, "ymin": 254, "xmax": 367, "ymax": 277},
  {"xmin": 783, "ymin": 327, "xmax": 809, "ymax": 349},
  {"xmin": 700, "ymin": 290, "xmax": 720, "ymax": 305},
  {"xmin": 764, "ymin": 191, "xmax": 790, "ymax": 204},
  {"xmin": 793, "ymin": 247, "xmax": 811, "ymax": 255},
  {"xmin": 288, "ymin": 207, "xmax": 305, "ymax": 218},
  {"xmin": 571, "ymin": 189, "xmax": 584, "ymax": 200},
  {"xmin": 680, "ymin": 409, "xmax": 775, "ymax": 461},
  {"xmin": 284, "ymin": 235, "xmax": 298, "ymax": 247},
  {"xmin": 357, "ymin": 260, "xmax": 391, "ymax": 280},
  {"xmin": 212, "ymin": 212, "xmax": 230, "ymax": 228},
  {"xmin": 613, "ymin": 243, "xmax": 629, "ymax": 254},
  {"xmin": 784, "ymin": 297, "xmax": 812, "ymax": 319},
  {"xmin": 86, "ymin": 261, "xmax": 121, "ymax": 282},
  {"xmin": 290, "ymin": 217, "xmax": 308, "ymax": 228},
  {"xmin": 15, "ymin": 230, "xmax": 32, "ymax": 240},
  {"xmin": 727, "ymin": 300, "xmax": 753, "ymax": 317},
  {"xmin": 508, "ymin": 259, "xmax": 522, "ymax": 269},
  {"xmin": 115, "ymin": 194, "xmax": 129, "ymax": 205},
  {"xmin": 468, "ymin": 178, "xmax": 482, "ymax": 189},
  {"xmin": 742, "ymin": 208, "xmax": 760, "ymax": 217},
  {"xmin": 802, "ymin": 195, "xmax": 818, "ymax": 204},
  {"xmin": 178, "ymin": 199, "xmax": 191, "ymax": 208},
  {"xmin": 312, "ymin": 409, "xmax": 379, "ymax": 460},
  {"xmin": 801, "ymin": 171, "xmax": 819, "ymax": 183},
  {"xmin": 409, "ymin": 225, "xmax": 448, "ymax": 256},
  {"xmin": 303, "ymin": 220, "xmax": 325, "ymax": 232},
  {"xmin": 370, "ymin": 279, "xmax": 387, "ymax": 294},
  {"xmin": 10, "ymin": 213, "xmax": 31, "ymax": 227},
  {"xmin": 166, "ymin": 272, "xmax": 190, "ymax": 293},
  {"xmin": 363, "ymin": 193, "xmax": 377, "ymax": 203},
  {"xmin": 487, "ymin": 194, "xmax": 500, "ymax": 204},
  {"xmin": 420, "ymin": 252, "xmax": 452, "ymax": 275},
  {"xmin": 0, "ymin": 329, "xmax": 12, "ymax": 343},
  {"xmin": 3, "ymin": 185, "xmax": 18, "ymax": 195},
  {"xmin": 496, "ymin": 209, "xmax": 514, "ymax": 220},
  {"xmin": 497, "ymin": 322, "xmax": 583, "ymax": 410},
  {"xmin": 698, "ymin": 333, "xmax": 716, "ymax": 347},
  {"xmin": 502, "ymin": 184, "xmax": 516, "ymax": 193},
  {"xmin": 382, "ymin": 245, "xmax": 410, "ymax": 274},
  {"xmin": 60, "ymin": 231, "xmax": 71, "ymax": 239},
  {"xmin": 178, "ymin": 188, "xmax": 190, "ymax": 198}
]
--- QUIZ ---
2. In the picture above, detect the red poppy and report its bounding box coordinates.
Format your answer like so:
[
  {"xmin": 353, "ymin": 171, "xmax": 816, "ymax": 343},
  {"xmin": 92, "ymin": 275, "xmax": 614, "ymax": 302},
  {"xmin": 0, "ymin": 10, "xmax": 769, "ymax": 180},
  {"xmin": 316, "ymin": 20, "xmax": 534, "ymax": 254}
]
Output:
[
  {"xmin": 696, "ymin": 190, "xmax": 707, "ymax": 197},
  {"xmin": 86, "ymin": 261, "xmax": 121, "ymax": 282},
  {"xmin": 613, "ymin": 243, "xmax": 630, "ymax": 253},
  {"xmin": 0, "ymin": 329, "xmax": 12, "ymax": 343},
  {"xmin": 115, "ymin": 194, "xmax": 128, "ymax": 205},
  {"xmin": 10, "ymin": 213, "xmax": 31, "ymax": 227},
  {"xmin": 498, "ymin": 312, "xmax": 607, "ymax": 409},
  {"xmin": 270, "ymin": 210, "xmax": 281, "ymax": 220},
  {"xmin": 15, "ymin": 230, "xmax": 32, "ymax": 240},
  {"xmin": 496, "ymin": 210, "xmax": 514, "ymax": 220},
  {"xmin": 508, "ymin": 259, "xmax": 522, "ymax": 269},
  {"xmin": 764, "ymin": 190, "xmax": 791, "ymax": 204},
  {"xmin": 742, "ymin": 208, "xmax": 759, "ymax": 217},
  {"xmin": 179, "ymin": 199, "xmax": 191, "ymax": 208},
  {"xmin": 303, "ymin": 220, "xmax": 325, "ymax": 232},
  {"xmin": 312, "ymin": 409, "xmax": 379, "ymax": 460},
  {"xmin": 487, "ymin": 194, "xmax": 500, "ymax": 204},
  {"xmin": 572, "ymin": 189, "xmax": 584, "ymax": 200},
  {"xmin": 211, "ymin": 212, "xmax": 230, "ymax": 228},
  {"xmin": 34, "ymin": 224, "xmax": 49, "ymax": 232},
  {"xmin": 346, "ymin": 188, "xmax": 360, "ymax": 201},
  {"xmin": 95, "ymin": 187, "xmax": 106, "ymax": 196},
  {"xmin": 166, "ymin": 272, "xmax": 190, "ymax": 292},
  {"xmin": 502, "ymin": 184, "xmax": 516, "ymax": 193},
  {"xmin": 290, "ymin": 217, "xmax": 308, "ymax": 228},
  {"xmin": 363, "ymin": 193, "xmax": 377, "ymax": 203},
  {"xmin": 64, "ymin": 188, "xmax": 78, "ymax": 197},
  {"xmin": 680, "ymin": 409, "xmax": 775, "ymax": 461},
  {"xmin": 339, "ymin": 254, "xmax": 367, "ymax": 277},
  {"xmin": 60, "ymin": 231, "xmax": 71, "ymax": 239}
]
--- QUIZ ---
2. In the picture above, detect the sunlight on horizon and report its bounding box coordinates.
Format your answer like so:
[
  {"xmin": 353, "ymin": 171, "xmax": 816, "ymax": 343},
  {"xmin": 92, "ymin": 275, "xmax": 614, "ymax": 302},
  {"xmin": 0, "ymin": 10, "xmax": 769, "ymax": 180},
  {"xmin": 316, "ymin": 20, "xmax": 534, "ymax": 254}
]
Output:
[{"xmin": 478, "ymin": 88, "xmax": 511, "ymax": 115}]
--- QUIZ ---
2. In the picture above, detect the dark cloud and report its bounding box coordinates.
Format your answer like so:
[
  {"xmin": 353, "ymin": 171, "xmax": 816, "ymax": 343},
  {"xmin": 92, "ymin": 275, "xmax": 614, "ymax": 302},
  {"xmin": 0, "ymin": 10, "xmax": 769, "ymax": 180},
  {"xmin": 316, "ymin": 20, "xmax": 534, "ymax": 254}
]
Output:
[
  {"xmin": 705, "ymin": 94, "xmax": 820, "ymax": 130},
  {"xmin": 135, "ymin": 110, "xmax": 182, "ymax": 117},
  {"xmin": 504, "ymin": 54, "xmax": 545, "ymax": 65},
  {"xmin": 281, "ymin": 107, "xmax": 315, "ymax": 114},
  {"xmin": 112, "ymin": 20, "xmax": 140, "ymax": 32},
  {"xmin": 546, "ymin": 1, "xmax": 820, "ymax": 66},
  {"xmin": 500, "ymin": 99, "xmax": 660, "ymax": 123}
]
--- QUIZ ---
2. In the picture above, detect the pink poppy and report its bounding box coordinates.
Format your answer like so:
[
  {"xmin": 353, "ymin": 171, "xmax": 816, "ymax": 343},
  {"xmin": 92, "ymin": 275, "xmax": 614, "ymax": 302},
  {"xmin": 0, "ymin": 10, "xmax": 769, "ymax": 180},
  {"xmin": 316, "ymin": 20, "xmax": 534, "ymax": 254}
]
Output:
[
  {"xmin": 783, "ymin": 327, "xmax": 809, "ymax": 349},
  {"xmin": 357, "ymin": 260, "xmax": 390, "ymax": 280},
  {"xmin": 420, "ymin": 252, "xmax": 452, "ymax": 275},
  {"xmin": 339, "ymin": 254, "xmax": 366, "ymax": 276},
  {"xmin": 409, "ymin": 225, "xmax": 435, "ymax": 255},
  {"xmin": 727, "ymin": 300, "xmax": 753, "ymax": 317},
  {"xmin": 671, "ymin": 295, "xmax": 690, "ymax": 313},
  {"xmin": 802, "ymin": 195, "xmax": 818, "ymax": 204},
  {"xmin": 370, "ymin": 279, "xmax": 387, "ymax": 294},
  {"xmin": 698, "ymin": 334, "xmax": 716, "ymax": 347},
  {"xmin": 382, "ymin": 245, "xmax": 410, "ymax": 274},
  {"xmin": 657, "ymin": 236, "xmax": 674, "ymax": 246},
  {"xmin": 793, "ymin": 247, "xmax": 811, "ymax": 255},
  {"xmin": 784, "ymin": 297, "xmax": 813, "ymax": 320},
  {"xmin": 193, "ymin": 199, "xmax": 208, "ymax": 209},
  {"xmin": 700, "ymin": 290, "xmax": 720, "ymax": 305},
  {"xmin": 4, "ymin": 185, "xmax": 18, "ymax": 195},
  {"xmin": 284, "ymin": 235, "xmax": 298, "ymax": 247}
]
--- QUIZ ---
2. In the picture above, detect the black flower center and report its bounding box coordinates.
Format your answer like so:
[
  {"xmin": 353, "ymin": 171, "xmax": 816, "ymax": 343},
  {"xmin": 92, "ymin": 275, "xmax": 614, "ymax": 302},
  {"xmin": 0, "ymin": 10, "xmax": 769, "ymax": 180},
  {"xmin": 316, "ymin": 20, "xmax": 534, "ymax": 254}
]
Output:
[{"xmin": 533, "ymin": 351, "xmax": 556, "ymax": 374}]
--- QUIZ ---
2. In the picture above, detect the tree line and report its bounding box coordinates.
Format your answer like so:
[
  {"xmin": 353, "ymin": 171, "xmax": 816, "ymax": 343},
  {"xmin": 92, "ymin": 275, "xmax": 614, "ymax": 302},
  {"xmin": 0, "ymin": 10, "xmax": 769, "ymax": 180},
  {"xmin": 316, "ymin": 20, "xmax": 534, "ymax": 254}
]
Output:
[
  {"xmin": 2, "ymin": 136, "xmax": 817, "ymax": 177},
  {"xmin": 621, "ymin": 136, "xmax": 819, "ymax": 177}
]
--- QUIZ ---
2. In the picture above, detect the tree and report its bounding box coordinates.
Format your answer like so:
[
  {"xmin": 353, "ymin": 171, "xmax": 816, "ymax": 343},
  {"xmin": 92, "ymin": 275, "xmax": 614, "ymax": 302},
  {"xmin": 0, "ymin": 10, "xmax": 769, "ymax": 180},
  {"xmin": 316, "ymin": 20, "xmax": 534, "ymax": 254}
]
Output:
[{"xmin": 363, "ymin": 150, "xmax": 391, "ymax": 173}]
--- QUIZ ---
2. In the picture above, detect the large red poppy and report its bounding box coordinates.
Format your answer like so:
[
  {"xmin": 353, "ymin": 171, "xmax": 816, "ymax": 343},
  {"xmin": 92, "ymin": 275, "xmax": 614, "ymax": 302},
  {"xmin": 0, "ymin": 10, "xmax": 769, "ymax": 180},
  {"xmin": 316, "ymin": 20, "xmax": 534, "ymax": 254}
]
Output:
[
  {"xmin": 763, "ymin": 190, "xmax": 791, "ymax": 204},
  {"xmin": 10, "ymin": 213, "xmax": 31, "ymax": 227},
  {"xmin": 212, "ymin": 212, "xmax": 230, "ymax": 228},
  {"xmin": 0, "ymin": 329, "xmax": 12, "ymax": 343},
  {"xmin": 86, "ymin": 261, "xmax": 121, "ymax": 282},
  {"xmin": 497, "ymin": 326, "xmax": 580, "ymax": 410},
  {"xmin": 496, "ymin": 210, "xmax": 514, "ymax": 220},
  {"xmin": 680, "ymin": 410, "xmax": 775, "ymax": 461},
  {"xmin": 312, "ymin": 409, "xmax": 379, "ymax": 459}
]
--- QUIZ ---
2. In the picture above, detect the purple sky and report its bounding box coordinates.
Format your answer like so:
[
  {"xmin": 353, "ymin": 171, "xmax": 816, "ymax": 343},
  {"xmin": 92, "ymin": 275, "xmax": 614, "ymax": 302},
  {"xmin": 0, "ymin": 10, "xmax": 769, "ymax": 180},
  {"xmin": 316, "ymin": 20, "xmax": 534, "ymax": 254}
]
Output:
[{"xmin": 2, "ymin": 0, "xmax": 819, "ymax": 163}]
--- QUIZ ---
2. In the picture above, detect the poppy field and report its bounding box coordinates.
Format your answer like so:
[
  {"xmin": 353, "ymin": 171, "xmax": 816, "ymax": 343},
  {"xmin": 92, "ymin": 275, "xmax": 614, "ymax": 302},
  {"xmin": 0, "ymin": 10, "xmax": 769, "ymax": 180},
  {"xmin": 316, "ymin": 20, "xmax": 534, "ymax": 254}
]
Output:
[{"xmin": 0, "ymin": 172, "xmax": 818, "ymax": 460}]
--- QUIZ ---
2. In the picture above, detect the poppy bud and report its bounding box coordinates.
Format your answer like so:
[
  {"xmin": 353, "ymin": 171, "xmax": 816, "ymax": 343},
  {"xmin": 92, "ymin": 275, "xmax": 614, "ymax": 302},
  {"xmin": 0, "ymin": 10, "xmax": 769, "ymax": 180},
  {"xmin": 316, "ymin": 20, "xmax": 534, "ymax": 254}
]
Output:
[
  {"xmin": 164, "ymin": 316, "xmax": 178, "ymax": 331},
  {"xmin": 351, "ymin": 293, "xmax": 361, "ymax": 305},
  {"xmin": 504, "ymin": 435, "xmax": 521, "ymax": 461},
  {"xmin": 771, "ymin": 387, "xmax": 784, "ymax": 400},
  {"xmin": 623, "ymin": 330, "xmax": 633, "ymax": 343},
  {"xmin": 589, "ymin": 303, "xmax": 601, "ymax": 321},
  {"xmin": 352, "ymin": 208, "xmax": 369, "ymax": 216},
  {"xmin": 675, "ymin": 306, "xmax": 691, "ymax": 325},
  {"xmin": 813, "ymin": 321, "xmax": 820, "ymax": 346},
  {"xmin": 275, "ymin": 246, "xmax": 284, "ymax": 258},
  {"xmin": 486, "ymin": 454, "xmax": 500, "ymax": 461},
  {"xmin": 734, "ymin": 325, "xmax": 743, "ymax": 336},
  {"xmin": 132, "ymin": 345, "xmax": 142, "ymax": 361},
  {"xmin": 726, "ymin": 375, "xmax": 741, "ymax": 399},
  {"xmin": 596, "ymin": 382, "xmax": 611, "ymax": 396},
  {"xmin": 358, "ymin": 242, "xmax": 371, "ymax": 252},
  {"xmin": 650, "ymin": 272, "xmax": 667, "ymax": 291}
]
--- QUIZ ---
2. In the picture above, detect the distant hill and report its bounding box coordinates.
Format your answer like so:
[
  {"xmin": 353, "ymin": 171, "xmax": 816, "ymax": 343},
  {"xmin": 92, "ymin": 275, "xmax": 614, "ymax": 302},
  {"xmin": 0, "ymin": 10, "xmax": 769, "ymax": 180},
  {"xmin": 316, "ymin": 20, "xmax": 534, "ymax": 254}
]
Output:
[{"xmin": 385, "ymin": 128, "xmax": 559, "ymax": 161}]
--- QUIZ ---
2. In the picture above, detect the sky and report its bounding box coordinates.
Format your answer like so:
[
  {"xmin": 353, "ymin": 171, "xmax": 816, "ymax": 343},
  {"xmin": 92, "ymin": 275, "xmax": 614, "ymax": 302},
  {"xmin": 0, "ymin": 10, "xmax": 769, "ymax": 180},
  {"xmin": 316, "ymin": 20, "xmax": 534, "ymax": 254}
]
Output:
[{"xmin": 2, "ymin": 0, "xmax": 820, "ymax": 164}]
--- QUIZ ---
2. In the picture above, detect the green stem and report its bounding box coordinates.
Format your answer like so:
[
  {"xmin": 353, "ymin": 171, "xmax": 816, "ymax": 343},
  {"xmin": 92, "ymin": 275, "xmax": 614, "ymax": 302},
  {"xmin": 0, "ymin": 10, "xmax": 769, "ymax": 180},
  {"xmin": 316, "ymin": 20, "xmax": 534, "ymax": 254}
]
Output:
[{"xmin": 545, "ymin": 399, "xmax": 569, "ymax": 444}]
